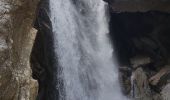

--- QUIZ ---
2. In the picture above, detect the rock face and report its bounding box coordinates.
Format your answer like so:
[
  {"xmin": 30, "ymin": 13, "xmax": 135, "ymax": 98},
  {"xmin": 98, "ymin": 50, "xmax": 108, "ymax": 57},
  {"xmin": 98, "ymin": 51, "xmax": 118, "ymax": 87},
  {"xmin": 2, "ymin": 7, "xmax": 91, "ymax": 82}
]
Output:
[
  {"xmin": 107, "ymin": 2, "xmax": 170, "ymax": 99},
  {"xmin": 105, "ymin": 0, "xmax": 170, "ymax": 12},
  {"xmin": 0, "ymin": 0, "xmax": 170, "ymax": 100},
  {"xmin": 30, "ymin": 0, "xmax": 59, "ymax": 100},
  {"xmin": 0, "ymin": 0, "xmax": 39, "ymax": 100},
  {"xmin": 161, "ymin": 83, "xmax": 170, "ymax": 100}
]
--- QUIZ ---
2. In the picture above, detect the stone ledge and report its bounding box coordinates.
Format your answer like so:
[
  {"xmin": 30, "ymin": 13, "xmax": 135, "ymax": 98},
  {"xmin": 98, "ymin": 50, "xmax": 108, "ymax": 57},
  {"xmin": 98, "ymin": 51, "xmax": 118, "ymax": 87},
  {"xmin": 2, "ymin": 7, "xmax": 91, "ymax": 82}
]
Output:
[{"xmin": 106, "ymin": 0, "xmax": 170, "ymax": 12}]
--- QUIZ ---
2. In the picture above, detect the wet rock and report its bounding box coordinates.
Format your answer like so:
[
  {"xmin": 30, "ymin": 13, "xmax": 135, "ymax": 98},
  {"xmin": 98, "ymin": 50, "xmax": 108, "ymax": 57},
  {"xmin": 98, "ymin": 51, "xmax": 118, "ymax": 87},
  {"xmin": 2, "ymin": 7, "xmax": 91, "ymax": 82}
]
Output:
[
  {"xmin": 161, "ymin": 83, "xmax": 170, "ymax": 100},
  {"xmin": 131, "ymin": 67, "xmax": 153, "ymax": 100},
  {"xmin": 149, "ymin": 65, "xmax": 170, "ymax": 86},
  {"xmin": 130, "ymin": 56, "xmax": 154, "ymax": 100},
  {"xmin": 119, "ymin": 65, "xmax": 132, "ymax": 95},
  {"xmin": 30, "ymin": 0, "xmax": 60, "ymax": 100}
]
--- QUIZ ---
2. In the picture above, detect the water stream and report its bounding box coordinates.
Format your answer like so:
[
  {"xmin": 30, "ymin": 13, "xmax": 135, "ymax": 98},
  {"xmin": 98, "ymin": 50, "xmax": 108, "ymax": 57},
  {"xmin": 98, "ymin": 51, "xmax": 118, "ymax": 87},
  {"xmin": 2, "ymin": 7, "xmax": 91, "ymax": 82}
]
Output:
[{"xmin": 50, "ymin": 0, "xmax": 126, "ymax": 100}]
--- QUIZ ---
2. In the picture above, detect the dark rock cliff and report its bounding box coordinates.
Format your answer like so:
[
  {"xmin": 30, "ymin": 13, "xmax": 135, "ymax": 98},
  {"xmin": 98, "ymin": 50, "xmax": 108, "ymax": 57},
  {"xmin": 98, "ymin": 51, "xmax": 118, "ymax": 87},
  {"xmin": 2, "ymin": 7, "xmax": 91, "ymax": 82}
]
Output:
[
  {"xmin": 30, "ymin": 0, "xmax": 60, "ymax": 100},
  {"xmin": 106, "ymin": 1, "xmax": 170, "ymax": 99}
]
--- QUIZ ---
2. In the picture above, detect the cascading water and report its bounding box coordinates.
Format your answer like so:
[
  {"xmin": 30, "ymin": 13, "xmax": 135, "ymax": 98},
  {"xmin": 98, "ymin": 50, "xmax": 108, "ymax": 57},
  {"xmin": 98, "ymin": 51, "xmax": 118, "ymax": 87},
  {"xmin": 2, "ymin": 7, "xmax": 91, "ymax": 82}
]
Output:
[{"xmin": 50, "ymin": 0, "xmax": 126, "ymax": 100}]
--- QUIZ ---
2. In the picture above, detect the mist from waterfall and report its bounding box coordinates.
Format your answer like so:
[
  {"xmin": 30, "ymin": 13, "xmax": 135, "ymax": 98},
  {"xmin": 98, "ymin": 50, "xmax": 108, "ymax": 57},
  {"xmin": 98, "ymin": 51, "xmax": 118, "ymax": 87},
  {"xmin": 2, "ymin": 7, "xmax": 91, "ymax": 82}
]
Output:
[{"xmin": 50, "ymin": 0, "xmax": 126, "ymax": 100}]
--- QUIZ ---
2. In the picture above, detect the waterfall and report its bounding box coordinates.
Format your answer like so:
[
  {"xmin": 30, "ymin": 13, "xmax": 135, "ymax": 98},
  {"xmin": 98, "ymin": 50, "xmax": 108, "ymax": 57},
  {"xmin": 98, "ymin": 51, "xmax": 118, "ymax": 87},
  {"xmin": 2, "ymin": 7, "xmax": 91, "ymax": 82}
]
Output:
[{"xmin": 50, "ymin": 0, "xmax": 126, "ymax": 100}]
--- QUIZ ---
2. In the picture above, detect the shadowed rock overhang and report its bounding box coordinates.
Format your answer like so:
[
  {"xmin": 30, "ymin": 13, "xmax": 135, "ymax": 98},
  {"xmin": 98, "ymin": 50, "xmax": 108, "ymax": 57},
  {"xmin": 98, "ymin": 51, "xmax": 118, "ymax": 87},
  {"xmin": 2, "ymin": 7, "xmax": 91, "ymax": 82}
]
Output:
[{"xmin": 104, "ymin": 0, "xmax": 170, "ymax": 12}]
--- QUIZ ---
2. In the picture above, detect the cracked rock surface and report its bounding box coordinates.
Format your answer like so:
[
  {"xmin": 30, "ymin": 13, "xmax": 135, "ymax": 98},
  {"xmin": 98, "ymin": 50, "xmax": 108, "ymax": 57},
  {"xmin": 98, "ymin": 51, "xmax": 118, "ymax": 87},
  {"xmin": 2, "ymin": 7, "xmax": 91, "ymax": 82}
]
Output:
[{"xmin": 0, "ymin": 0, "xmax": 39, "ymax": 100}]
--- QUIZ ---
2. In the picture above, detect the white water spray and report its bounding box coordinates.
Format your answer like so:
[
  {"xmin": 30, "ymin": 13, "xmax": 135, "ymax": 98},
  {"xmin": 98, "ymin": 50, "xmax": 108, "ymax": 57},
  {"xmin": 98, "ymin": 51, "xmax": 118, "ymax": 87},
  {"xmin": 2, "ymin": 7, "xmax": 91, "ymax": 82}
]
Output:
[{"xmin": 50, "ymin": 0, "xmax": 126, "ymax": 100}]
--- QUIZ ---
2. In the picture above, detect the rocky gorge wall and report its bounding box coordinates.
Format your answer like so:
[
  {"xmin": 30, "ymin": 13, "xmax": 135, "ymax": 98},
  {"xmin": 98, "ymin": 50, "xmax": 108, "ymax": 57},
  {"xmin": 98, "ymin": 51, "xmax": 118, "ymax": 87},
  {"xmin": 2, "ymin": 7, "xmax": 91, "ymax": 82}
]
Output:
[
  {"xmin": 32, "ymin": 0, "xmax": 170, "ymax": 100},
  {"xmin": 0, "ymin": 0, "xmax": 170, "ymax": 100},
  {"xmin": 0, "ymin": 0, "xmax": 39, "ymax": 100},
  {"xmin": 107, "ymin": 1, "xmax": 170, "ymax": 100}
]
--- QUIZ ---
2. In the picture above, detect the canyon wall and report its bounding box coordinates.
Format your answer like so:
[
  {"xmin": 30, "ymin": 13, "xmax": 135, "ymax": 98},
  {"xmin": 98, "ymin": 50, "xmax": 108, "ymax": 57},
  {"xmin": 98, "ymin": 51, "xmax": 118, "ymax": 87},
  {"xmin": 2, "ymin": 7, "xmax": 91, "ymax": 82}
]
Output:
[
  {"xmin": 0, "ymin": 0, "xmax": 39, "ymax": 100},
  {"xmin": 0, "ymin": 0, "xmax": 170, "ymax": 100},
  {"xmin": 106, "ymin": 1, "xmax": 170, "ymax": 100}
]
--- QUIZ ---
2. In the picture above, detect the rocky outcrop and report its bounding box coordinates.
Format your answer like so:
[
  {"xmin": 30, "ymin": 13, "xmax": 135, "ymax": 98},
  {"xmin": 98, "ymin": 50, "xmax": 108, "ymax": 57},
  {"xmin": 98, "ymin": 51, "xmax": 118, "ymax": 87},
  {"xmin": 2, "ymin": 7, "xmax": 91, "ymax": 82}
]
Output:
[
  {"xmin": 107, "ymin": 3, "xmax": 170, "ymax": 100},
  {"xmin": 105, "ymin": 0, "xmax": 170, "ymax": 12},
  {"xmin": 129, "ymin": 56, "xmax": 163, "ymax": 100},
  {"xmin": 149, "ymin": 65, "xmax": 170, "ymax": 86},
  {"xmin": 0, "ymin": 0, "xmax": 39, "ymax": 100},
  {"xmin": 30, "ymin": 0, "xmax": 60, "ymax": 100},
  {"xmin": 161, "ymin": 83, "xmax": 170, "ymax": 100}
]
